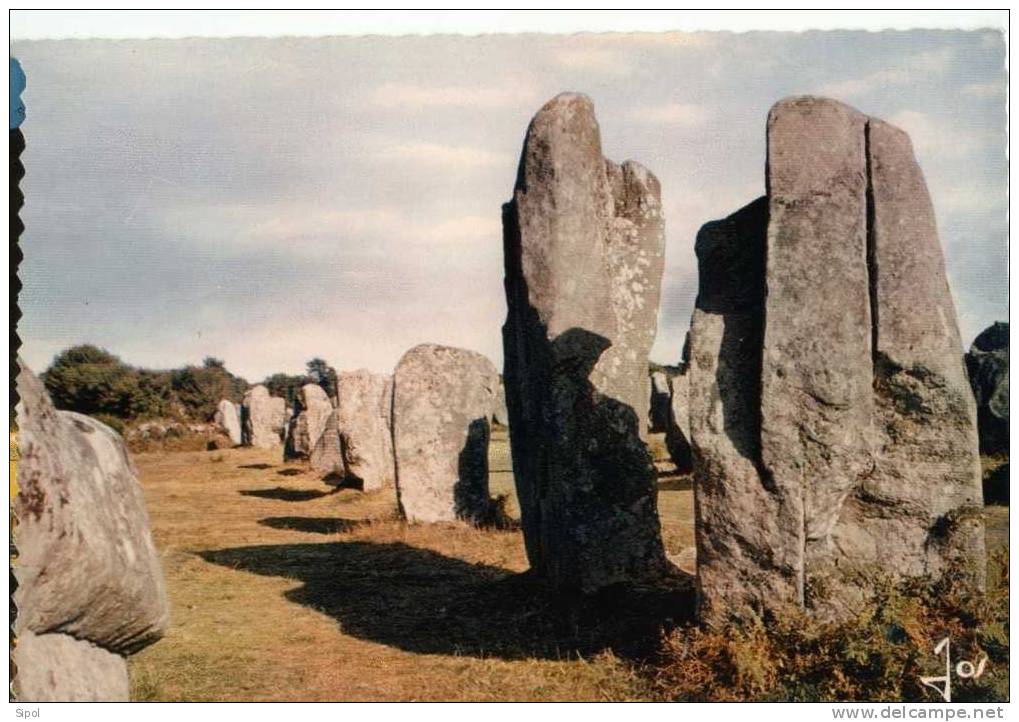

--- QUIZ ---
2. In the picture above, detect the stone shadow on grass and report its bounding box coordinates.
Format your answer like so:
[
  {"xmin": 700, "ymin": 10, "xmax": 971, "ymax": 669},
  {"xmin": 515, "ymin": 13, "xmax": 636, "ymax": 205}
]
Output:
[
  {"xmin": 199, "ymin": 540, "xmax": 694, "ymax": 661},
  {"xmin": 258, "ymin": 516, "xmax": 365, "ymax": 535},
  {"xmin": 657, "ymin": 475, "xmax": 693, "ymax": 492},
  {"xmin": 240, "ymin": 487, "xmax": 337, "ymax": 502}
]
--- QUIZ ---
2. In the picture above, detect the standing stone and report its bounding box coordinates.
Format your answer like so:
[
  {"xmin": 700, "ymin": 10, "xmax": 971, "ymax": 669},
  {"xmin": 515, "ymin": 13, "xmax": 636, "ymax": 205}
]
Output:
[
  {"xmin": 966, "ymin": 322, "xmax": 1009, "ymax": 455},
  {"xmin": 665, "ymin": 372, "xmax": 693, "ymax": 473},
  {"xmin": 310, "ymin": 409, "xmax": 344, "ymax": 477},
  {"xmin": 844, "ymin": 116, "xmax": 985, "ymax": 600},
  {"xmin": 393, "ymin": 344, "xmax": 498, "ymax": 523},
  {"xmin": 492, "ymin": 377, "xmax": 510, "ymax": 427},
  {"xmin": 214, "ymin": 399, "xmax": 242, "ymax": 446},
  {"xmin": 241, "ymin": 384, "xmax": 285, "ymax": 449},
  {"xmin": 324, "ymin": 370, "xmax": 395, "ymax": 491},
  {"xmin": 688, "ymin": 197, "xmax": 774, "ymax": 625},
  {"xmin": 14, "ymin": 631, "xmax": 130, "ymax": 702},
  {"xmin": 759, "ymin": 97, "xmax": 875, "ymax": 619},
  {"xmin": 270, "ymin": 397, "xmax": 288, "ymax": 438},
  {"xmin": 691, "ymin": 97, "xmax": 985, "ymax": 625},
  {"xmin": 284, "ymin": 384, "xmax": 332, "ymax": 460},
  {"xmin": 13, "ymin": 361, "xmax": 169, "ymax": 700},
  {"xmin": 649, "ymin": 371, "xmax": 671, "ymax": 433},
  {"xmin": 502, "ymin": 93, "xmax": 669, "ymax": 593}
]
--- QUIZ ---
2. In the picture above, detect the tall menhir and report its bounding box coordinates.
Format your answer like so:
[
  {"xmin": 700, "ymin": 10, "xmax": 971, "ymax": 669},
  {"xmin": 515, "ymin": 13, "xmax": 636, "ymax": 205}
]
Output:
[
  {"xmin": 690, "ymin": 96, "xmax": 985, "ymax": 625},
  {"xmin": 502, "ymin": 92, "xmax": 669, "ymax": 593}
]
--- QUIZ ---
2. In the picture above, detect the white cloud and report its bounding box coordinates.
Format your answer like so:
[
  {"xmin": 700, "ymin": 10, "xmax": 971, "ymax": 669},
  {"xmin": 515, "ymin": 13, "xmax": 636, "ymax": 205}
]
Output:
[
  {"xmin": 554, "ymin": 45, "xmax": 631, "ymax": 75},
  {"xmin": 931, "ymin": 184, "xmax": 1007, "ymax": 215},
  {"xmin": 817, "ymin": 46, "xmax": 957, "ymax": 101},
  {"xmin": 627, "ymin": 102, "xmax": 711, "ymax": 127},
  {"xmin": 817, "ymin": 68, "xmax": 911, "ymax": 99},
  {"xmin": 886, "ymin": 110, "xmax": 995, "ymax": 161},
  {"xmin": 164, "ymin": 202, "xmax": 500, "ymax": 257},
  {"xmin": 962, "ymin": 81, "xmax": 1005, "ymax": 99},
  {"xmin": 370, "ymin": 82, "xmax": 538, "ymax": 109},
  {"xmin": 374, "ymin": 140, "xmax": 512, "ymax": 169}
]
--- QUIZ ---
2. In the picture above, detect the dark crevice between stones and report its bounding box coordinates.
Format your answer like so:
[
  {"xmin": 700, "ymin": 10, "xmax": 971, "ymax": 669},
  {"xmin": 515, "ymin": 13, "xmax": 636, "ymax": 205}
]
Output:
[
  {"xmin": 335, "ymin": 433, "xmax": 363, "ymax": 491},
  {"xmin": 865, "ymin": 119, "xmax": 880, "ymax": 374}
]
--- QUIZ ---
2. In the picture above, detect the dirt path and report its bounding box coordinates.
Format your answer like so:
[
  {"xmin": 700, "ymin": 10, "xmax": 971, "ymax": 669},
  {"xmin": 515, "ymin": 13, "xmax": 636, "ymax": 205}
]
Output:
[{"xmin": 128, "ymin": 430, "xmax": 696, "ymax": 701}]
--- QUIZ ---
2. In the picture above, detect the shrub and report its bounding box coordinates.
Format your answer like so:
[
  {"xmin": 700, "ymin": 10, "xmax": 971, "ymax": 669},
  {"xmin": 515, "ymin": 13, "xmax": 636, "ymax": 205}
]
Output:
[
  {"xmin": 648, "ymin": 553, "xmax": 1008, "ymax": 702},
  {"xmin": 90, "ymin": 412, "xmax": 126, "ymax": 435},
  {"xmin": 169, "ymin": 359, "xmax": 247, "ymax": 421},
  {"xmin": 40, "ymin": 345, "xmax": 249, "ymax": 426},
  {"xmin": 42, "ymin": 345, "xmax": 146, "ymax": 418},
  {"xmin": 263, "ymin": 372, "xmax": 311, "ymax": 408}
]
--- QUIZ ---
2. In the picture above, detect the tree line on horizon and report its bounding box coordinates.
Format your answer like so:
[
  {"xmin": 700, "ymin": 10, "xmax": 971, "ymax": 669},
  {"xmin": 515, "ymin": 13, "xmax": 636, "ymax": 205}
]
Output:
[{"xmin": 35, "ymin": 344, "xmax": 338, "ymax": 432}]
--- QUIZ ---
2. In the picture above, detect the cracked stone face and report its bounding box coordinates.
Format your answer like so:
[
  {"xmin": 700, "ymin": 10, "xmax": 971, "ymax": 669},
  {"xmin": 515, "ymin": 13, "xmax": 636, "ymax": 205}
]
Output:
[
  {"xmin": 214, "ymin": 399, "xmax": 242, "ymax": 446},
  {"xmin": 13, "ymin": 631, "xmax": 130, "ymax": 702},
  {"xmin": 691, "ymin": 97, "xmax": 985, "ymax": 626},
  {"xmin": 392, "ymin": 344, "xmax": 499, "ymax": 524},
  {"xmin": 285, "ymin": 383, "xmax": 333, "ymax": 460},
  {"xmin": 13, "ymin": 361, "xmax": 169, "ymax": 700},
  {"xmin": 242, "ymin": 384, "xmax": 287, "ymax": 449},
  {"xmin": 326, "ymin": 370, "xmax": 395, "ymax": 492},
  {"xmin": 502, "ymin": 93, "xmax": 669, "ymax": 593}
]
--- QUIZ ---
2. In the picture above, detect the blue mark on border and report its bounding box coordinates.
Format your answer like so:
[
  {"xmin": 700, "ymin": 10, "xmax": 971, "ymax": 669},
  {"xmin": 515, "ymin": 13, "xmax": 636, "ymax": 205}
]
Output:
[{"xmin": 10, "ymin": 58, "xmax": 26, "ymax": 129}]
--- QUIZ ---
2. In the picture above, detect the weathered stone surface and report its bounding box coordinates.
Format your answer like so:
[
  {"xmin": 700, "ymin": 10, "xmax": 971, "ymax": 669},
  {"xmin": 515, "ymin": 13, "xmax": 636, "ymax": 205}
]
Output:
[
  {"xmin": 688, "ymin": 197, "xmax": 775, "ymax": 625},
  {"xmin": 310, "ymin": 409, "xmax": 344, "ymax": 477},
  {"xmin": 13, "ymin": 631, "xmax": 129, "ymax": 702},
  {"xmin": 665, "ymin": 372, "xmax": 692, "ymax": 473},
  {"xmin": 241, "ymin": 385, "xmax": 285, "ymax": 448},
  {"xmin": 393, "ymin": 344, "xmax": 498, "ymax": 523},
  {"xmin": 214, "ymin": 399, "xmax": 242, "ymax": 446},
  {"xmin": 649, "ymin": 371, "xmax": 671, "ymax": 433},
  {"xmin": 492, "ymin": 377, "xmax": 510, "ymax": 427},
  {"xmin": 966, "ymin": 322, "xmax": 1009, "ymax": 454},
  {"xmin": 502, "ymin": 93, "xmax": 668, "ymax": 593},
  {"xmin": 327, "ymin": 370, "xmax": 395, "ymax": 491},
  {"xmin": 271, "ymin": 397, "xmax": 288, "ymax": 440},
  {"xmin": 284, "ymin": 384, "xmax": 332, "ymax": 460},
  {"xmin": 14, "ymin": 361, "xmax": 169, "ymax": 678},
  {"xmin": 837, "ymin": 117, "xmax": 985, "ymax": 604},
  {"xmin": 759, "ymin": 97, "xmax": 874, "ymax": 620},
  {"xmin": 692, "ymin": 97, "xmax": 985, "ymax": 625}
]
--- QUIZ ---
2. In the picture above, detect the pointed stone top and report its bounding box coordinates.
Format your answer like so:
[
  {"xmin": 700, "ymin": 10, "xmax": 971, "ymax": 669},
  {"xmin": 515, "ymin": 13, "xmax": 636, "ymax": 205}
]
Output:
[
  {"xmin": 523, "ymin": 92, "xmax": 600, "ymax": 151},
  {"xmin": 538, "ymin": 91, "xmax": 594, "ymax": 114}
]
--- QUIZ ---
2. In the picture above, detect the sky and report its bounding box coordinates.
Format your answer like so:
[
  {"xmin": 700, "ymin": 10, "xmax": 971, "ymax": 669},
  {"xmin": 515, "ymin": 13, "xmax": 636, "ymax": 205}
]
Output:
[{"xmin": 12, "ymin": 30, "xmax": 1008, "ymax": 382}]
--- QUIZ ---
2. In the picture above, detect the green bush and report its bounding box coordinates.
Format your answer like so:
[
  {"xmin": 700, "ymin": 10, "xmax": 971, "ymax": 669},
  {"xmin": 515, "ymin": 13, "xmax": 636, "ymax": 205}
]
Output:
[
  {"xmin": 40, "ymin": 347, "xmax": 344, "ymax": 428},
  {"xmin": 169, "ymin": 358, "xmax": 247, "ymax": 421},
  {"xmin": 90, "ymin": 412, "xmax": 126, "ymax": 434},
  {"xmin": 263, "ymin": 373, "xmax": 311, "ymax": 408},
  {"xmin": 42, "ymin": 345, "xmax": 145, "ymax": 418},
  {"xmin": 40, "ymin": 346, "xmax": 249, "ymax": 425}
]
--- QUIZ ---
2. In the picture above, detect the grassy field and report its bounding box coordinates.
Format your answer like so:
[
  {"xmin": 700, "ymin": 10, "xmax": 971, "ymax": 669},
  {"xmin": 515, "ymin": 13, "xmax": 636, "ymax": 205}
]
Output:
[{"xmin": 127, "ymin": 428, "xmax": 1005, "ymax": 701}]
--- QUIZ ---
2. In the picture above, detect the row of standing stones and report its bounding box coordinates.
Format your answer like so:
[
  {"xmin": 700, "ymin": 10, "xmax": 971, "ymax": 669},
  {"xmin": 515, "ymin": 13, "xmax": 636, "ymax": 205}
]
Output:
[
  {"xmin": 12, "ymin": 92, "xmax": 1008, "ymax": 700},
  {"xmin": 219, "ymin": 344, "xmax": 505, "ymax": 524}
]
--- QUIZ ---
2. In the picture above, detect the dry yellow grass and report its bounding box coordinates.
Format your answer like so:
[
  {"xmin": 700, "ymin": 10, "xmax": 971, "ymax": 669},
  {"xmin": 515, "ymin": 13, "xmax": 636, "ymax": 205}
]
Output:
[
  {"xmin": 127, "ymin": 429, "xmax": 1004, "ymax": 701},
  {"xmin": 128, "ymin": 429, "xmax": 693, "ymax": 701}
]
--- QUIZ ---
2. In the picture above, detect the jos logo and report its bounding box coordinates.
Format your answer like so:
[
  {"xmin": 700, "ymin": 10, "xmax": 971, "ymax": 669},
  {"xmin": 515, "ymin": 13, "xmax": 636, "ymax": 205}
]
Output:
[{"xmin": 919, "ymin": 636, "xmax": 989, "ymax": 702}]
